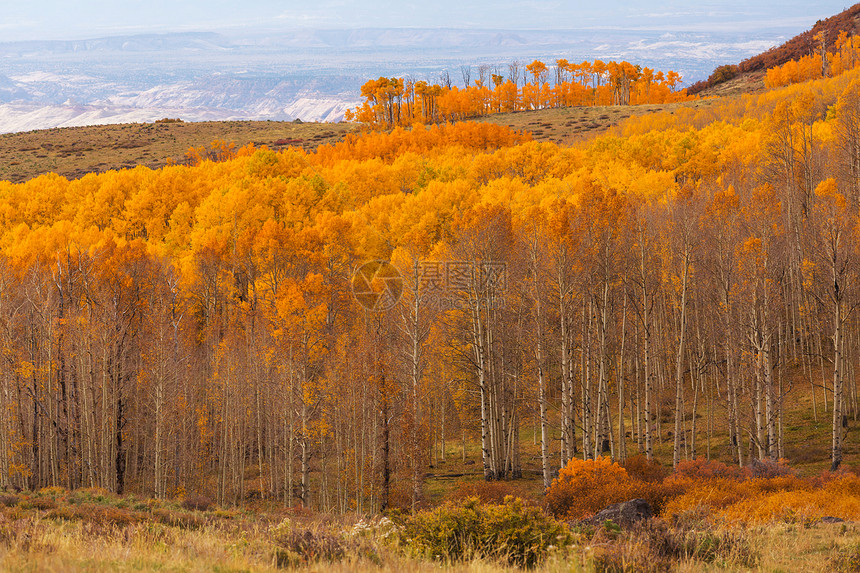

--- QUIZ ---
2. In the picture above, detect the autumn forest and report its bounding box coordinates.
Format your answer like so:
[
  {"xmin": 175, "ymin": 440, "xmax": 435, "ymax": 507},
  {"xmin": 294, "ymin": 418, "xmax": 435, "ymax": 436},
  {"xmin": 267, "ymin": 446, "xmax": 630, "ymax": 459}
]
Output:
[{"xmin": 4, "ymin": 17, "xmax": 860, "ymax": 534}]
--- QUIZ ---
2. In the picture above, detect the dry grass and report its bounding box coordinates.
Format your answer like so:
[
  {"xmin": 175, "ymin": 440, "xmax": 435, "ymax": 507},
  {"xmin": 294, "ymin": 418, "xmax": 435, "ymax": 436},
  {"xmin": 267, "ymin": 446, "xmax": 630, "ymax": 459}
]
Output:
[
  {"xmin": 696, "ymin": 70, "xmax": 768, "ymax": 98},
  {"xmin": 0, "ymin": 119, "xmax": 354, "ymax": 184},
  {"xmin": 474, "ymin": 101, "xmax": 711, "ymax": 146},
  {"xmin": 2, "ymin": 488, "xmax": 860, "ymax": 572}
]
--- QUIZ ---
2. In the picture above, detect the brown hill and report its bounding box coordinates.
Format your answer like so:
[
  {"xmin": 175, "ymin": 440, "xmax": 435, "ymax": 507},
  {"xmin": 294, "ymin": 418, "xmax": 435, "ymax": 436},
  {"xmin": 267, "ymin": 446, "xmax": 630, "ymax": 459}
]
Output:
[{"xmin": 0, "ymin": 120, "xmax": 354, "ymax": 184}]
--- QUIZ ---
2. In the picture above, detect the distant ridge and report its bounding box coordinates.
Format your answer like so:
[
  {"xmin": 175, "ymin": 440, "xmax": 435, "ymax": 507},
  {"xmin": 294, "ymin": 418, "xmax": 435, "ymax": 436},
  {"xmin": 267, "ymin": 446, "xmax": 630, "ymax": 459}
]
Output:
[{"xmin": 0, "ymin": 32, "xmax": 232, "ymax": 54}]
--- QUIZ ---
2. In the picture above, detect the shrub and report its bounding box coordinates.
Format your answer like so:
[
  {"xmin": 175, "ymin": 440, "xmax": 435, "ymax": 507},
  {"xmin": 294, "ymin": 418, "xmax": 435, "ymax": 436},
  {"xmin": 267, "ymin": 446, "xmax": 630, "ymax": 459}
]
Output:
[
  {"xmin": 270, "ymin": 518, "xmax": 368, "ymax": 567},
  {"xmin": 67, "ymin": 488, "xmax": 113, "ymax": 506},
  {"xmin": 152, "ymin": 508, "xmax": 206, "ymax": 529},
  {"xmin": 25, "ymin": 497, "xmax": 58, "ymax": 511},
  {"xmin": 832, "ymin": 543, "xmax": 860, "ymax": 572},
  {"xmin": 671, "ymin": 458, "xmax": 745, "ymax": 482},
  {"xmin": 623, "ymin": 455, "xmax": 669, "ymax": 483},
  {"xmin": 633, "ymin": 480, "xmax": 687, "ymax": 517},
  {"xmin": 590, "ymin": 519, "xmax": 757, "ymax": 572},
  {"xmin": 37, "ymin": 486, "xmax": 67, "ymax": 498},
  {"xmin": 274, "ymin": 529, "xmax": 348, "ymax": 567},
  {"xmin": 181, "ymin": 494, "xmax": 213, "ymax": 512},
  {"xmin": 686, "ymin": 529, "xmax": 756, "ymax": 566},
  {"xmin": 661, "ymin": 478, "xmax": 747, "ymax": 520},
  {"xmin": 749, "ymin": 458, "xmax": 794, "ymax": 479},
  {"xmin": 450, "ymin": 480, "xmax": 519, "ymax": 504},
  {"xmin": 46, "ymin": 503, "xmax": 139, "ymax": 526},
  {"xmin": 546, "ymin": 457, "xmax": 634, "ymax": 520},
  {"xmin": 708, "ymin": 64, "xmax": 739, "ymax": 86},
  {"xmin": 0, "ymin": 495, "xmax": 19, "ymax": 508},
  {"xmin": 589, "ymin": 519, "xmax": 756, "ymax": 572},
  {"xmin": 401, "ymin": 496, "xmax": 569, "ymax": 567}
]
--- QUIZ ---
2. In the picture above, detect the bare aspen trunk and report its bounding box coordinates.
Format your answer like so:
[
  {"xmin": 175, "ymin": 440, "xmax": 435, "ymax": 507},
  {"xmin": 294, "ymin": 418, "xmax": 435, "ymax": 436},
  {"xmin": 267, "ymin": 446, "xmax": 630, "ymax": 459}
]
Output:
[
  {"xmin": 380, "ymin": 389, "xmax": 390, "ymax": 512},
  {"xmin": 596, "ymin": 280, "xmax": 611, "ymax": 458},
  {"xmin": 154, "ymin": 375, "xmax": 164, "ymax": 498},
  {"xmin": 531, "ymin": 239, "xmax": 551, "ymax": 488},
  {"xmin": 754, "ymin": 339, "xmax": 765, "ymax": 460},
  {"xmin": 764, "ymin": 341, "xmax": 777, "ymax": 460},
  {"xmin": 618, "ymin": 291, "xmax": 628, "ymax": 462},
  {"xmin": 582, "ymin": 297, "xmax": 593, "ymax": 458},
  {"xmin": 672, "ymin": 245, "xmax": 690, "ymax": 470},
  {"xmin": 638, "ymin": 229, "xmax": 654, "ymax": 460},
  {"xmin": 559, "ymin": 276, "xmax": 572, "ymax": 464},
  {"xmin": 832, "ymin": 293, "xmax": 845, "ymax": 471},
  {"xmin": 300, "ymin": 393, "xmax": 310, "ymax": 507}
]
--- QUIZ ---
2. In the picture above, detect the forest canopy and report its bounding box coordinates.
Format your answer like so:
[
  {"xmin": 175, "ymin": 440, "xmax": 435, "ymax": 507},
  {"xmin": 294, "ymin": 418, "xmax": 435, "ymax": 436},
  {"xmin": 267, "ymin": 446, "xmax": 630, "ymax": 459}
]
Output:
[{"xmin": 0, "ymin": 54, "xmax": 859, "ymax": 515}]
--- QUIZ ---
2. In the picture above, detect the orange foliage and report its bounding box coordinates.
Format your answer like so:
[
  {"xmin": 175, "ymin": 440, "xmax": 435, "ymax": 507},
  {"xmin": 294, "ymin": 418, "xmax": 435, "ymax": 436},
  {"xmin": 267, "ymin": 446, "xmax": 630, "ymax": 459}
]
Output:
[
  {"xmin": 545, "ymin": 457, "xmax": 634, "ymax": 519},
  {"xmin": 545, "ymin": 455, "xmax": 860, "ymax": 525},
  {"xmin": 622, "ymin": 454, "xmax": 670, "ymax": 483},
  {"xmin": 349, "ymin": 59, "xmax": 694, "ymax": 128},
  {"xmin": 765, "ymin": 30, "xmax": 860, "ymax": 88},
  {"xmin": 670, "ymin": 458, "xmax": 747, "ymax": 482}
]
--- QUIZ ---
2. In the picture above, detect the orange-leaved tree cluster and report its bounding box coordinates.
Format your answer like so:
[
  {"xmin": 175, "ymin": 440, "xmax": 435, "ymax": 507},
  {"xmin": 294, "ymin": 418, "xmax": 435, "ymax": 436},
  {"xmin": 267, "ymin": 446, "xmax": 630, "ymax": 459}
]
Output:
[
  {"xmin": 0, "ymin": 69, "xmax": 858, "ymax": 516},
  {"xmin": 766, "ymin": 30, "xmax": 860, "ymax": 87},
  {"xmin": 346, "ymin": 59, "xmax": 692, "ymax": 127}
]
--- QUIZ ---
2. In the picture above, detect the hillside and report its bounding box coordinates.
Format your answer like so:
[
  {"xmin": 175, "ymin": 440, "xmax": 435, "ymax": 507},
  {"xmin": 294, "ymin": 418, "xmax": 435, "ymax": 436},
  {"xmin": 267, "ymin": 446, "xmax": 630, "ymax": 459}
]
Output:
[
  {"xmin": 0, "ymin": 104, "xmax": 700, "ymax": 183},
  {"xmin": 0, "ymin": 120, "xmax": 354, "ymax": 184},
  {"xmin": 738, "ymin": 3, "xmax": 860, "ymax": 73},
  {"xmin": 8, "ymin": 8, "xmax": 860, "ymax": 573},
  {"xmin": 476, "ymin": 100, "xmax": 711, "ymax": 145},
  {"xmin": 691, "ymin": 3, "xmax": 860, "ymax": 97}
]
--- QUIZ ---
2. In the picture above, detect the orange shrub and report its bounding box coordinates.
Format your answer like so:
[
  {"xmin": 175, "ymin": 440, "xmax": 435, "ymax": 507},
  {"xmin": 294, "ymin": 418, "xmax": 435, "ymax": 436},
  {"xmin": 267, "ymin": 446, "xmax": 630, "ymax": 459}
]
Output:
[
  {"xmin": 661, "ymin": 478, "xmax": 748, "ymax": 520},
  {"xmin": 749, "ymin": 458, "xmax": 795, "ymax": 479},
  {"xmin": 635, "ymin": 479, "xmax": 688, "ymax": 516},
  {"xmin": 623, "ymin": 455, "xmax": 669, "ymax": 483},
  {"xmin": 46, "ymin": 503, "xmax": 140, "ymax": 526},
  {"xmin": 752, "ymin": 475, "xmax": 807, "ymax": 494},
  {"xmin": 545, "ymin": 456, "xmax": 634, "ymax": 520},
  {"xmin": 671, "ymin": 458, "xmax": 746, "ymax": 482}
]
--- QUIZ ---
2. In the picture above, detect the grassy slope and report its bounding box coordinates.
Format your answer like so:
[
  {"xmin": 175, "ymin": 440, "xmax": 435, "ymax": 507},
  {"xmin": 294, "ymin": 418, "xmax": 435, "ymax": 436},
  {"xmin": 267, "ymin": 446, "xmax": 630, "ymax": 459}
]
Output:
[
  {"xmin": 0, "ymin": 101, "xmax": 712, "ymax": 184},
  {"xmin": 0, "ymin": 120, "xmax": 354, "ymax": 184},
  {"xmin": 475, "ymin": 101, "xmax": 710, "ymax": 145}
]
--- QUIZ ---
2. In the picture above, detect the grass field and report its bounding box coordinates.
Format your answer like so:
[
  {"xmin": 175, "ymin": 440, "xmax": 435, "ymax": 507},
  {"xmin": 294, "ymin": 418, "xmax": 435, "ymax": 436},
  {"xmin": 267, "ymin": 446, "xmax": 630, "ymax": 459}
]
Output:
[{"xmin": 2, "ymin": 486, "xmax": 860, "ymax": 572}]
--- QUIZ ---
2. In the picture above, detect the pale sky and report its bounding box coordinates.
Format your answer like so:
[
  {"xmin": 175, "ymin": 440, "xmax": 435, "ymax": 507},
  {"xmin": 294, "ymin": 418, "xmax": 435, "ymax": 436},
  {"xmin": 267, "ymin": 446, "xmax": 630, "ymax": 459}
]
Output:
[{"xmin": 0, "ymin": 1, "xmax": 851, "ymax": 42}]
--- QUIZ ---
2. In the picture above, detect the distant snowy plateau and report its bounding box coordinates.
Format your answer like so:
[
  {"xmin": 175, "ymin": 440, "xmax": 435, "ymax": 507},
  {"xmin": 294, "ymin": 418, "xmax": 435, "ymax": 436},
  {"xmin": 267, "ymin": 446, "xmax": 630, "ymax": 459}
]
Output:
[{"xmin": 0, "ymin": 28, "xmax": 788, "ymax": 134}]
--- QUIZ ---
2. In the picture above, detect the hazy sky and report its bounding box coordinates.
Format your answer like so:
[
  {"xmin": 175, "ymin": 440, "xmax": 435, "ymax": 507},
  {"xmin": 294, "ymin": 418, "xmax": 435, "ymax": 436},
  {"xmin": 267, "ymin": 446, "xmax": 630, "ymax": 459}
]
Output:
[{"xmin": 1, "ymin": 0, "xmax": 850, "ymax": 41}]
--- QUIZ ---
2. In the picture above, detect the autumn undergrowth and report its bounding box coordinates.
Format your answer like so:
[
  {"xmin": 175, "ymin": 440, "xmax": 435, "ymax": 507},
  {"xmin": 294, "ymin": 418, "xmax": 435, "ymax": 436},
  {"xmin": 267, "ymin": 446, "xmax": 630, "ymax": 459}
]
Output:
[{"xmin": 5, "ymin": 472, "xmax": 860, "ymax": 571}]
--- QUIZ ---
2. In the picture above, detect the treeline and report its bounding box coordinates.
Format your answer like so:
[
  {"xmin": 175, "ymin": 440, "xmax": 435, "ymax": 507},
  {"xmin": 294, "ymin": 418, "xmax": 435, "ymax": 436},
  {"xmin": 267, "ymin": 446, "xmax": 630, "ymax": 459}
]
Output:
[
  {"xmin": 0, "ymin": 68, "xmax": 858, "ymax": 514},
  {"xmin": 346, "ymin": 59, "xmax": 692, "ymax": 128}
]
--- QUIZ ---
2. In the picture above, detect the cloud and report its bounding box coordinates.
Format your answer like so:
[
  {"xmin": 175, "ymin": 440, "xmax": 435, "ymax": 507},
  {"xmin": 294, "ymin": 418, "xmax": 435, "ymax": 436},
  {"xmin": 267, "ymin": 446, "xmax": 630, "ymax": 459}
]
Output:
[{"xmin": 0, "ymin": 0, "xmax": 851, "ymax": 41}]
